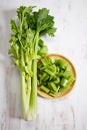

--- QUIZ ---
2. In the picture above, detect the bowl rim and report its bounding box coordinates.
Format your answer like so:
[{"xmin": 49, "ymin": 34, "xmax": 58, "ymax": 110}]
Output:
[{"xmin": 37, "ymin": 53, "xmax": 77, "ymax": 99}]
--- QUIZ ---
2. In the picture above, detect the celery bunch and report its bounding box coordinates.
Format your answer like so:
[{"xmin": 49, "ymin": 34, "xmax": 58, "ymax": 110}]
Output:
[{"xmin": 9, "ymin": 6, "xmax": 56, "ymax": 120}]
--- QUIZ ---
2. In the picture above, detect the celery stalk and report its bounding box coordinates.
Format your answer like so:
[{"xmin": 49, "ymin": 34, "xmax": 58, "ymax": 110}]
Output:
[{"xmin": 9, "ymin": 6, "xmax": 56, "ymax": 121}]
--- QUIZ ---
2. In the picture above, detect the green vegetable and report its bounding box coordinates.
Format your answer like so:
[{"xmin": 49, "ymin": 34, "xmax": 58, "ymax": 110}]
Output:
[
  {"xmin": 60, "ymin": 78, "xmax": 68, "ymax": 87},
  {"xmin": 56, "ymin": 85, "xmax": 60, "ymax": 92},
  {"xmin": 44, "ymin": 64, "xmax": 56, "ymax": 76},
  {"xmin": 40, "ymin": 85, "xmax": 50, "ymax": 93},
  {"xmin": 68, "ymin": 75, "xmax": 75, "ymax": 84},
  {"xmin": 54, "ymin": 77, "xmax": 60, "ymax": 84},
  {"xmin": 40, "ymin": 72, "xmax": 49, "ymax": 81},
  {"xmin": 59, "ymin": 76, "xmax": 75, "ymax": 92},
  {"xmin": 9, "ymin": 6, "xmax": 56, "ymax": 120},
  {"xmin": 55, "ymin": 59, "xmax": 70, "ymax": 71},
  {"xmin": 38, "ymin": 39, "xmax": 44, "ymax": 47},
  {"xmin": 38, "ymin": 56, "xmax": 76, "ymax": 97},
  {"xmin": 49, "ymin": 92, "xmax": 57, "ymax": 97},
  {"xmin": 48, "ymin": 82, "xmax": 57, "ymax": 91},
  {"xmin": 41, "ymin": 57, "xmax": 49, "ymax": 66},
  {"xmin": 59, "ymin": 70, "xmax": 71, "ymax": 78},
  {"xmin": 38, "ymin": 45, "xmax": 48, "ymax": 57}
]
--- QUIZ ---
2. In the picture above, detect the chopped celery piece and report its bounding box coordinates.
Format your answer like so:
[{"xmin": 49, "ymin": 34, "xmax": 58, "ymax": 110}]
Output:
[
  {"xmin": 50, "ymin": 57, "xmax": 55, "ymax": 63},
  {"xmin": 44, "ymin": 69, "xmax": 55, "ymax": 76},
  {"xmin": 40, "ymin": 85, "xmax": 50, "ymax": 93},
  {"xmin": 55, "ymin": 59, "xmax": 70, "ymax": 71},
  {"xmin": 56, "ymin": 66, "xmax": 60, "ymax": 73},
  {"xmin": 56, "ymin": 85, "xmax": 60, "ymax": 92},
  {"xmin": 44, "ymin": 64, "xmax": 56, "ymax": 76},
  {"xmin": 41, "ymin": 58, "xmax": 47, "ymax": 66},
  {"xmin": 48, "ymin": 82, "xmax": 57, "ymax": 91},
  {"xmin": 54, "ymin": 77, "xmax": 60, "ymax": 84},
  {"xmin": 59, "ymin": 86, "xmax": 68, "ymax": 92},
  {"xmin": 49, "ymin": 91, "xmax": 57, "ymax": 97},
  {"xmin": 68, "ymin": 75, "xmax": 75, "ymax": 85},
  {"xmin": 61, "ymin": 71, "xmax": 71, "ymax": 78},
  {"xmin": 60, "ymin": 78, "xmax": 68, "ymax": 87},
  {"xmin": 40, "ymin": 72, "xmax": 49, "ymax": 81},
  {"xmin": 59, "ymin": 76, "xmax": 75, "ymax": 92}
]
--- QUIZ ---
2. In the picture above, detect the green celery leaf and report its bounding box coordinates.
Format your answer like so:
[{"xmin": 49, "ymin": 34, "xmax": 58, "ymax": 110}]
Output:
[{"xmin": 10, "ymin": 20, "xmax": 18, "ymax": 33}]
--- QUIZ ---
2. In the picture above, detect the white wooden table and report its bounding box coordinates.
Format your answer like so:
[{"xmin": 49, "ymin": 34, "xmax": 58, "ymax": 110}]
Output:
[{"xmin": 0, "ymin": 0, "xmax": 87, "ymax": 130}]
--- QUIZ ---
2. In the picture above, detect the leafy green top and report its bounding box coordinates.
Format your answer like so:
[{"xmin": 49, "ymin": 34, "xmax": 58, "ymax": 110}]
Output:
[{"xmin": 9, "ymin": 6, "xmax": 56, "ymax": 76}]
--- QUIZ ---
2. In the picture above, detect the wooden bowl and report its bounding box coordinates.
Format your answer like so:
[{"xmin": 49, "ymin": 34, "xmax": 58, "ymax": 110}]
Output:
[{"xmin": 37, "ymin": 54, "xmax": 76, "ymax": 99}]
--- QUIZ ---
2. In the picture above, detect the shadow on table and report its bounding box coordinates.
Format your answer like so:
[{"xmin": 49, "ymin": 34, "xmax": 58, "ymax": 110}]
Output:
[{"xmin": 0, "ymin": 9, "xmax": 22, "ymax": 120}]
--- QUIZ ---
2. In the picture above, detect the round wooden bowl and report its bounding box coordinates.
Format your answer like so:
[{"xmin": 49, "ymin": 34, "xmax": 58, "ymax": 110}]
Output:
[{"xmin": 37, "ymin": 54, "xmax": 76, "ymax": 99}]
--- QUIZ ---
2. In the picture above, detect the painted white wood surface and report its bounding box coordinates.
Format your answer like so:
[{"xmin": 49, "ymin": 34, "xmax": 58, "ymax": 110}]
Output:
[{"xmin": 0, "ymin": 0, "xmax": 87, "ymax": 130}]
